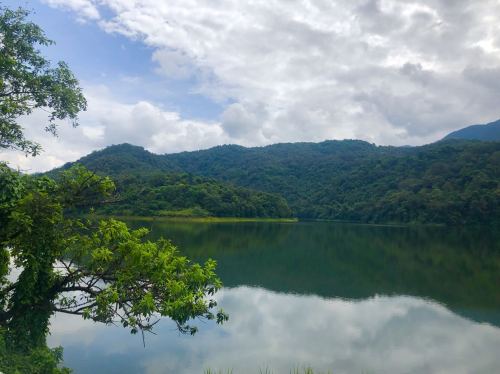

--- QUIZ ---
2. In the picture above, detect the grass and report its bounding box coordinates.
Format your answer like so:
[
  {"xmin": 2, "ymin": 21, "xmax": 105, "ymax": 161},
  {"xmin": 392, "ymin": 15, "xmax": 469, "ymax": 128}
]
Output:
[{"xmin": 105, "ymin": 215, "xmax": 299, "ymax": 223}]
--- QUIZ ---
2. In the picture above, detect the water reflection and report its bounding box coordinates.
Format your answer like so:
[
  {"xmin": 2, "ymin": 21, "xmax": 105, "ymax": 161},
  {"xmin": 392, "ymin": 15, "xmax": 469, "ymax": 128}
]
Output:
[
  {"xmin": 48, "ymin": 221, "xmax": 500, "ymax": 373},
  {"xmin": 132, "ymin": 221, "xmax": 500, "ymax": 326},
  {"xmin": 49, "ymin": 287, "xmax": 500, "ymax": 374}
]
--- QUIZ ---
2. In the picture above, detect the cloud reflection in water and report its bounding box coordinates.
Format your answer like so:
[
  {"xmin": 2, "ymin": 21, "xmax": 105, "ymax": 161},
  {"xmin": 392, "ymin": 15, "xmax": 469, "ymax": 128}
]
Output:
[{"xmin": 49, "ymin": 286, "xmax": 500, "ymax": 374}]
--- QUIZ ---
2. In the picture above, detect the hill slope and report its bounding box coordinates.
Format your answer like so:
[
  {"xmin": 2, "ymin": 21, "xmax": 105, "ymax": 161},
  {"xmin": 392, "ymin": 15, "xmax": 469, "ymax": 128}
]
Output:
[
  {"xmin": 54, "ymin": 143, "xmax": 174, "ymax": 177},
  {"xmin": 98, "ymin": 172, "xmax": 292, "ymax": 218},
  {"xmin": 443, "ymin": 119, "xmax": 500, "ymax": 141},
  {"xmin": 52, "ymin": 144, "xmax": 292, "ymax": 218},
  {"xmin": 54, "ymin": 140, "xmax": 500, "ymax": 225}
]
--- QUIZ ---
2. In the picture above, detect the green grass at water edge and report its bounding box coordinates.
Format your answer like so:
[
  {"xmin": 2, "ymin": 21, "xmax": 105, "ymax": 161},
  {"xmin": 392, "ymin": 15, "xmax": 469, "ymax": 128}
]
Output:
[{"xmin": 95, "ymin": 215, "xmax": 299, "ymax": 223}]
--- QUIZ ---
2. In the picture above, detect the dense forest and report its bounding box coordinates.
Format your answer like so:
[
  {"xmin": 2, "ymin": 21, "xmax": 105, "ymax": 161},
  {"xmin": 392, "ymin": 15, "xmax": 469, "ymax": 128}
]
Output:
[
  {"xmin": 53, "ymin": 139, "xmax": 500, "ymax": 225},
  {"xmin": 94, "ymin": 172, "xmax": 292, "ymax": 218}
]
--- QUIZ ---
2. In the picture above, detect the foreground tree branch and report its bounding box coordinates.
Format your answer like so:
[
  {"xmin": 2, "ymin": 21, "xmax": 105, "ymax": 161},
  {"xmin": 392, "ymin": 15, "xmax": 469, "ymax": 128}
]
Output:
[
  {"xmin": 0, "ymin": 164, "xmax": 228, "ymax": 352},
  {"xmin": 0, "ymin": 6, "xmax": 87, "ymax": 156},
  {"xmin": 0, "ymin": 6, "xmax": 227, "ymax": 372}
]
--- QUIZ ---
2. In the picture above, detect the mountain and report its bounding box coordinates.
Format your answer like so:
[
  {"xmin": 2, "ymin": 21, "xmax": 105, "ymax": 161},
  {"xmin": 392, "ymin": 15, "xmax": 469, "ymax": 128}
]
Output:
[
  {"xmin": 52, "ymin": 144, "xmax": 292, "ymax": 219},
  {"xmin": 96, "ymin": 172, "xmax": 292, "ymax": 218},
  {"xmin": 443, "ymin": 119, "xmax": 500, "ymax": 141},
  {"xmin": 54, "ymin": 143, "xmax": 173, "ymax": 177},
  {"xmin": 53, "ymin": 139, "xmax": 500, "ymax": 225}
]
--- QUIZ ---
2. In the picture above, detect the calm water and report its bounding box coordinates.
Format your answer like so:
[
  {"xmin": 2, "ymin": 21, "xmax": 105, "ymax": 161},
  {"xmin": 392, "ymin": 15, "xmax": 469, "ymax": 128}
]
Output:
[{"xmin": 49, "ymin": 221, "xmax": 500, "ymax": 373}]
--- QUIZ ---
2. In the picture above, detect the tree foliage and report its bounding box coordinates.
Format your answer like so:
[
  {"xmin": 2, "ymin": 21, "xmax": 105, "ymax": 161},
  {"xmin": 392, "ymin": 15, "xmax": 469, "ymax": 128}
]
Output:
[
  {"xmin": 49, "ymin": 145, "xmax": 293, "ymax": 218},
  {"xmin": 57, "ymin": 140, "xmax": 500, "ymax": 225},
  {"xmin": 0, "ymin": 165, "xmax": 227, "ymax": 356},
  {"xmin": 0, "ymin": 7, "xmax": 227, "ymax": 371},
  {"xmin": 0, "ymin": 6, "xmax": 86, "ymax": 155},
  {"xmin": 0, "ymin": 327, "xmax": 70, "ymax": 374},
  {"xmin": 161, "ymin": 140, "xmax": 500, "ymax": 224},
  {"xmin": 95, "ymin": 170, "xmax": 292, "ymax": 218}
]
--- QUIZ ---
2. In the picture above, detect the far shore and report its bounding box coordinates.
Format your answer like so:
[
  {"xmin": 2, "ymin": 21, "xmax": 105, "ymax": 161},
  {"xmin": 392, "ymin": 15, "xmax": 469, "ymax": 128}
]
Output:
[
  {"xmin": 87, "ymin": 215, "xmax": 457, "ymax": 228},
  {"xmin": 97, "ymin": 215, "xmax": 299, "ymax": 223}
]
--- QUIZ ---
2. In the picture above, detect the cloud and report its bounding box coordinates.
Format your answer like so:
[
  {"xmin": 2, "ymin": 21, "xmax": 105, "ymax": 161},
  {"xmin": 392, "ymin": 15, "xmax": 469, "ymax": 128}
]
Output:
[
  {"xmin": 0, "ymin": 85, "xmax": 228, "ymax": 172},
  {"xmin": 152, "ymin": 49, "xmax": 195, "ymax": 79},
  {"xmin": 4, "ymin": 0, "xmax": 500, "ymax": 170},
  {"xmin": 221, "ymin": 102, "xmax": 264, "ymax": 139},
  {"xmin": 42, "ymin": 0, "xmax": 100, "ymax": 21},
  {"xmin": 43, "ymin": 0, "xmax": 500, "ymax": 148},
  {"xmin": 48, "ymin": 287, "xmax": 500, "ymax": 374}
]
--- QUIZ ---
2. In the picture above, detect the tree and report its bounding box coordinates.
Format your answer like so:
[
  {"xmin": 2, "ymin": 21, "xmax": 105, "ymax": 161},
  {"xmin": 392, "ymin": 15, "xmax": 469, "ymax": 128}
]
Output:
[
  {"xmin": 0, "ymin": 6, "xmax": 86, "ymax": 156},
  {"xmin": 0, "ymin": 6, "xmax": 227, "ymax": 372},
  {"xmin": 1, "ymin": 165, "xmax": 227, "ymax": 351}
]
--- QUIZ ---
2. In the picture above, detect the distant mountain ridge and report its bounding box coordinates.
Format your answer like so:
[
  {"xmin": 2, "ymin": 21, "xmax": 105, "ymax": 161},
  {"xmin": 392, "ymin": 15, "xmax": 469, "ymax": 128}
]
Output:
[
  {"xmin": 51, "ymin": 138, "xmax": 500, "ymax": 225},
  {"xmin": 53, "ymin": 143, "xmax": 174, "ymax": 177},
  {"xmin": 443, "ymin": 119, "xmax": 500, "ymax": 141}
]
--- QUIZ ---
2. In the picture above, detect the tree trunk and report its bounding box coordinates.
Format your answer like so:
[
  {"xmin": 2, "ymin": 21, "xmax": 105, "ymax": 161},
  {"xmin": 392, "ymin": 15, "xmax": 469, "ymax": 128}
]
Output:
[{"xmin": 6, "ymin": 262, "xmax": 55, "ymax": 351}]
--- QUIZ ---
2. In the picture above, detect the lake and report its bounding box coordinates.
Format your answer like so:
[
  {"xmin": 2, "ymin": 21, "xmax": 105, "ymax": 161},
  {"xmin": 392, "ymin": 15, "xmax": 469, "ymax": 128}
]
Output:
[{"xmin": 48, "ymin": 220, "xmax": 500, "ymax": 373}]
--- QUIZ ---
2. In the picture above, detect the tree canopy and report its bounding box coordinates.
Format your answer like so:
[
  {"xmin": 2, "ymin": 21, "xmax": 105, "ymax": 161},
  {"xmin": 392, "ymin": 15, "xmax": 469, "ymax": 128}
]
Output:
[
  {"xmin": 0, "ymin": 6, "xmax": 86, "ymax": 155},
  {"xmin": 1, "ymin": 165, "xmax": 227, "ymax": 352},
  {"xmin": 56, "ymin": 140, "xmax": 500, "ymax": 225},
  {"xmin": 92, "ymin": 171, "xmax": 292, "ymax": 218},
  {"xmin": 0, "ymin": 6, "xmax": 227, "ymax": 373}
]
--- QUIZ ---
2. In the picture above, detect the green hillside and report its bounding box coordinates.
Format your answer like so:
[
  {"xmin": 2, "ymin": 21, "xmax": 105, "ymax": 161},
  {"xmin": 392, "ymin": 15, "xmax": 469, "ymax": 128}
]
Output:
[
  {"xmin": 54, "ymin": 143, "xmax": 174, "ymax": 176},
  {"xmin": 50, "ymin": 146, "xmax": 292, "ymax": 218},
  {"xmin": 165, "ymin": 140, "xmax": 500, "ymax": 224},
  {"xmin": 95, "ymin": 172, "xmax": 292, "ymax": 218},
  {"xmin": 54, "ymin": 140, "xmax": 500, "ymax": 225}
]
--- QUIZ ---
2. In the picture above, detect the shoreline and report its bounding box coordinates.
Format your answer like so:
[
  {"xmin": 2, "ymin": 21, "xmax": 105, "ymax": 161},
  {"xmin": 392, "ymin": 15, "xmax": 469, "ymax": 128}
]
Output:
[
  {"xmin": 299, "ymin": 218, "xmax": 447, "ymax": 228},
  {"xmin": 88, "ymin": 215, "xmax": 485, "ymax": 227},
  {"xmin": 99, "ymin": 215, "xmax": 299, "ymax": 223}
]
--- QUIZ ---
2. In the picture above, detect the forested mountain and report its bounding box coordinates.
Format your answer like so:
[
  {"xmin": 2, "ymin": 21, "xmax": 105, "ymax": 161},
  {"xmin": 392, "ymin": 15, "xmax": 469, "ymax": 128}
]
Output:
[
  {"xmin": 96, "ymin": 172, "xmax": 292, "ymax": 218},
  {"xmin": 56, "ymin": 143, "xmax": 174, "ymax": 176},
  {"xmin": 54, "ymin": 140, "xmax": 500, "ymax": 225},
  {"xmin": 443, "ymin": 119, "xmax": 500, "ymax": 141},
  {"xmin": 51, "ymin": 144, "xmax": 292, "ymax": 218}
]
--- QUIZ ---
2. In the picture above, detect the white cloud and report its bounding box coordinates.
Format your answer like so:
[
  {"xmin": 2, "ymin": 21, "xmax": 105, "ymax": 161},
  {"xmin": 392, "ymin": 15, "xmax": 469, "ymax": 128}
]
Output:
[
  {"xmin": 152, "ymin": 49, "xmax": 195, "ymax": 79},
  {"xmin": 3, "ymin": 0, "xmax": 500, "ymax": 170},
  {"xmin": 43, "ymin": 0, "xmax": 500, "ymax": 149},
  {"xmin": 221, "ymin": 102, "xmax": 264, "ymax": 139},
  {"xmin": 0, "ymin": 84, "xmax": 229, "ymax": 172},
  {"xmin": 48, "ymin": 287, "xmax": 500, "ymax": 374},
  {"xmin": 42, "ymin": 0, "xmax": 100, "ymax": 21}
]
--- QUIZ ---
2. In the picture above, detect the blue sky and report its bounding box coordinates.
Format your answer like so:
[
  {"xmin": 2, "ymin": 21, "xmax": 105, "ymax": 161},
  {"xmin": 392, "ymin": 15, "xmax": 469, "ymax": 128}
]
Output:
[
  {"xmin": 2, "ymin": 0, "xmax": 500, "ymax": 171},
  {"xmin": 12, "ymin": 0, "xmax": 224, "ymax": 120}
]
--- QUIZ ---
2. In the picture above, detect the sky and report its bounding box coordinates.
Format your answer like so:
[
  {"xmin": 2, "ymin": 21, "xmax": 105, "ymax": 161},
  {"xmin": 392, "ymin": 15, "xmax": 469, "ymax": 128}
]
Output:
[{"xmin": 2, "ymin": 0, "xmax": 500, "ymax": 172}]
